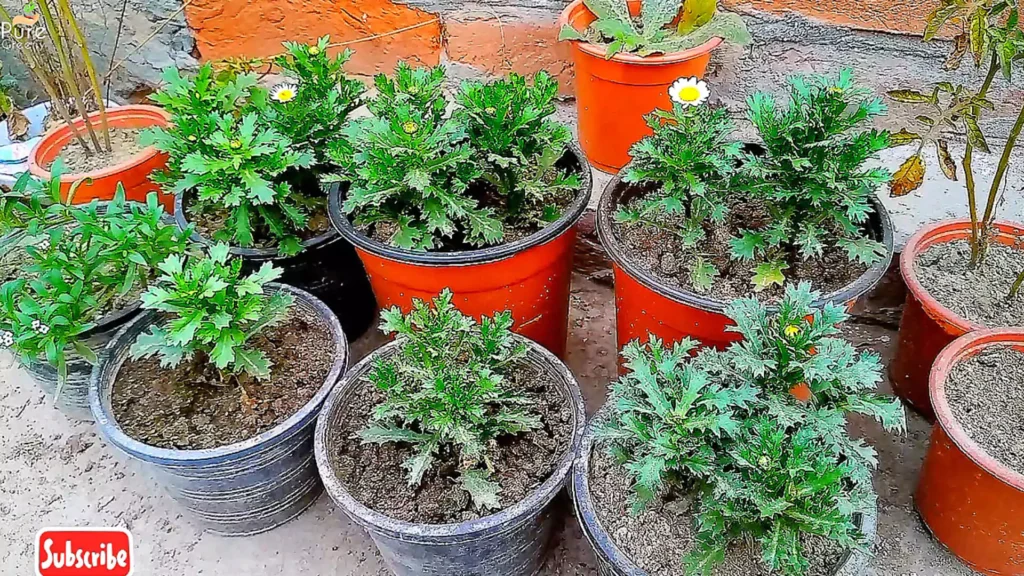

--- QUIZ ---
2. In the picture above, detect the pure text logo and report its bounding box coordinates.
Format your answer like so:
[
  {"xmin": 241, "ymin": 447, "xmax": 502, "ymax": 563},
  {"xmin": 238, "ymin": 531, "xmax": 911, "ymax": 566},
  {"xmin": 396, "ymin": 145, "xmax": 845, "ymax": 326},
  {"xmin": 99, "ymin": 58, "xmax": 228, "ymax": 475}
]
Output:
[{"xmin": 36, "ymin": 528, "xmax": 133, "ymax": 576}]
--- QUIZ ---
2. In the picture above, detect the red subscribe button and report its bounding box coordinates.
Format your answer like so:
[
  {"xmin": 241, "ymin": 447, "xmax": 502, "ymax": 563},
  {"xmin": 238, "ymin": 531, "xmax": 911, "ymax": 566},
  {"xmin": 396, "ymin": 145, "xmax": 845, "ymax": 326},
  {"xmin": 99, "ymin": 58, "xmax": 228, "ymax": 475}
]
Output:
[{"xmin": 36, "ymin": 528, "xmax": 133, "ymax": 576}]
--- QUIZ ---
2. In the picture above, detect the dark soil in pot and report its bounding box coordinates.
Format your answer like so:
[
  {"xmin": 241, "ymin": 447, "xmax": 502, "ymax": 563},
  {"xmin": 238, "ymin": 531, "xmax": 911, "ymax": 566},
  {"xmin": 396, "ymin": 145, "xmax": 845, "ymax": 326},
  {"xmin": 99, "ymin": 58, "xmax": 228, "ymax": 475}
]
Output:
[
  {"xmin": 110, "ymin": 306, "xmax": 334, "ymax": 450},
  {"xmin": 945, "ymin": 345, "xmax": 1024, "ymax": 475},
  {"xmin": 50, "ymin": 128, "xmax": 145, "ymax": 174},
  {"xmin": 589, "ymin": 443, "xmax": 847, "ymax": 576},
  {"xmin": 612, "ymin": 185, "xmax": 870, "ymax": 303},
  {"xmin": 915, "ymin": 240, "xmax": 1024, "ymax": 327},
  {"xmin": 326, "ymin": 357, "xmax": 575, "ymax": 524}
]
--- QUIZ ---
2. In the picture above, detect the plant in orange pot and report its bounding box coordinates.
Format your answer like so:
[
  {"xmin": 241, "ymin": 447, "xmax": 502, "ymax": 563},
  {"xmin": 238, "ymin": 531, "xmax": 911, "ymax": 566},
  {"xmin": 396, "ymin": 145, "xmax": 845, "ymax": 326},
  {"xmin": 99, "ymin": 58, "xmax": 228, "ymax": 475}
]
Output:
[
  {"xmin": 886, "ymin": 0, "xmax": 1024, "ymax": 420},
  {"xmin": 0, "ymin": 0, "xmax": 173, "ymax": 210},
  {"xmin": 558, "ymin": 0, "xmax": 751, "ymax": 174},
  {"xmin": 327, "ymin": 64, "xmax": 592, "ymax": 358}
]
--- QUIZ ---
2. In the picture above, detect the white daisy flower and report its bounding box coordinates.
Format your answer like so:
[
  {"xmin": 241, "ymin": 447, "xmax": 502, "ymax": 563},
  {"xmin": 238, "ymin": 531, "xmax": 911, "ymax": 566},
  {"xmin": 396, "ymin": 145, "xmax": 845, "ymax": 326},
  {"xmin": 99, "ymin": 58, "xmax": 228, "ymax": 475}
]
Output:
[
  {"xmin": 271, "ymin": 83, "xmax": 299, "ymax": 103},
  {"xmin": 668, "ymin": 77, "xmax": 710, "ymax": 108}
]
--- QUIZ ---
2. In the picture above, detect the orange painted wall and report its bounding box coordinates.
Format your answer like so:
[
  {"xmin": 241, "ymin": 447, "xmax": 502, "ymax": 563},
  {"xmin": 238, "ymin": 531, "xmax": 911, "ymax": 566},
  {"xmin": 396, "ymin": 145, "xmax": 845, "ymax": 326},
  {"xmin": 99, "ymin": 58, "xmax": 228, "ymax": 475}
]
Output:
[{"xmin": 721, "ymin": 0, "xmax": 934, "ymax": 35}]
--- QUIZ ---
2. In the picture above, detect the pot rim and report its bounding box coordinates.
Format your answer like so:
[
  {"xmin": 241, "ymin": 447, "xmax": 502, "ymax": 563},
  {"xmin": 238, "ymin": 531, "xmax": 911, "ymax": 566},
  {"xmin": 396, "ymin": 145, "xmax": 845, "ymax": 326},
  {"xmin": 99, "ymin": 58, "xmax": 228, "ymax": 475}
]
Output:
[
  {"xmin": 173, "ymin": 184, "xmax": 341, "ymax": 261},
  {"xmin": 596, "ymin": 175, "xmax": 895, "ymax": 313},
  {"xmin": 89, "ymin": 282, "xmax": 350, "ymax": 464},
  {"xmin": 27, "ymin": 104, "xmax": 171, "ymax": 182},
  {"xmin": 572, "ymin": 409, "xmax": 874, "ymax": 575},
  {"xmin": 313, "ymin": 336, "xmax": 587, "ymax": 543},
  {"xmin": 900, "ymin": 218, "xmax": 1024, "ymax": 334},
  {"xmin": 929, "ymin": 328, "xmax": 1024, "ymax": 492},
  {"xmin": 558, "ymin": 0, "xmax": 724, "ymax": 66},
  {"xmin": 327, "ymin": 143, "xmax": 593, "ymax": 267}
]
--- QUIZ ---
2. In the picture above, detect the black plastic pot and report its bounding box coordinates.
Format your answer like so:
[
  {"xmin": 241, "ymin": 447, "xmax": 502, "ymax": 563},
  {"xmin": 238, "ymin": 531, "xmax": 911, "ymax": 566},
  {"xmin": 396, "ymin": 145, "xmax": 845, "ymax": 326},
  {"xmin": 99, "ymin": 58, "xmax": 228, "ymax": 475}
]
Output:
[
  {"xmin": 326, "ymin": 145, "xmax": 592, "ymax": 359},
  {"xmin": 598, "ymin": 176, "xmax": 895, "ymax": 351},
  {"xmin": 174, "ymin": 186, "xmax": 376, "ymax": 341},
  {"xmin": 90, "ymin": 283, "xmax": 349, "ymax": 536},
  {"xmin": 572, "ymin": 413, "xmax": 877, "ymax": 576},
  {"xmin": 314, "ymin": 338, "xmax": 587, "ymax": 576}
]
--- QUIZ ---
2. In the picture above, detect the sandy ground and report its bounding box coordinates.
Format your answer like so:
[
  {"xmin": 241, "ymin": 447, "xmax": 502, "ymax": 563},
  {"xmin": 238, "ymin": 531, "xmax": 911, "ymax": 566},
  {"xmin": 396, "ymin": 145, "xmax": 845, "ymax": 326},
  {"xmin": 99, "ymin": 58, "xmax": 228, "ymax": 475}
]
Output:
[{"xmin": 0, "ymin": 273, "xmax": 981, "ymax": 575}]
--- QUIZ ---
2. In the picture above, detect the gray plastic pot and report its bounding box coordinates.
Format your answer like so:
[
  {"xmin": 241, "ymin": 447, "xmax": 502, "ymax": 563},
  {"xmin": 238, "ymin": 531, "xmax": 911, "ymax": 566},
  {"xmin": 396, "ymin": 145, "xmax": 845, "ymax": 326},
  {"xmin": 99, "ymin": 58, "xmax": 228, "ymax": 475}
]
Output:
[
  {"xmin": 572, "ymin": 414, "xmax": 877, "ymax": 576},
  {"xmin": 314, "ymin": 338, "xmax": 587, "ymax": 576},
  {"xmin": 90, "ymin": 283, "xmax": 349, "ymax": 536}
]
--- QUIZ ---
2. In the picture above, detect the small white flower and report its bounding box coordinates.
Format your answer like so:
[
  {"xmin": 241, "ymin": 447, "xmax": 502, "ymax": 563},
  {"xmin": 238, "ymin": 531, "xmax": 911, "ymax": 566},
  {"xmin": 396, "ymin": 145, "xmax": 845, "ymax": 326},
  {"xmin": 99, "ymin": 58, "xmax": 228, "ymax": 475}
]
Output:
[
  {"xmin": 0, "ymin": 331, "xmax": 13, "ymax": 347},
  {"xmin": 31, "ymin": 320, "xmax": 49, "ymax": 335},
  {"xmin": 668, "ymin": 77, "xmax": 710, "ymax": 107},
  {"xmin": 271, "ymin": 83, "xmax": 299, "ymax": 103},
  {"xmin": 31, "ymin": 320, "xmax": 40, "ymax": 331},
  {"xmin": 40, "ymin": 325, "xmax": 50, "ymax": 335}
]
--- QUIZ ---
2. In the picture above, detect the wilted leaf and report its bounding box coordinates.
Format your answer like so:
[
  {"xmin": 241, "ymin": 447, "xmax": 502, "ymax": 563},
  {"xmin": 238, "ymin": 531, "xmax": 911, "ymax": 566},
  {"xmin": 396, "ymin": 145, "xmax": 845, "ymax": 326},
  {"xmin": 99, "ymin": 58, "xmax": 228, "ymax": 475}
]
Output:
[
  {"xmin": 969, "ymin": 8, "xmax": 987, "ymax": 66},
  {"xmin": 944, "ymin": 33, "xmax": 969, "ymax": 71},
  {"xmin": 936, "ymin": 140, "xmax": 957, "ymax": 181},
  {"xmin": 6, "ymin": 110, "xmax": 29, "ymax": 140},
  {"xmin": 889, "ymin": 129, "xmax": 922, "ymax": 147},
  {"xmin": 887, "ymin": 89, "xmax": 934, "ymax": 104},
  {"xmin": 890, "ymin": 155, "xmax": 925, "ymax": 197},
  {"xmin": 925, "ymin": 4, "xmax": 960, "ymax": 42}
]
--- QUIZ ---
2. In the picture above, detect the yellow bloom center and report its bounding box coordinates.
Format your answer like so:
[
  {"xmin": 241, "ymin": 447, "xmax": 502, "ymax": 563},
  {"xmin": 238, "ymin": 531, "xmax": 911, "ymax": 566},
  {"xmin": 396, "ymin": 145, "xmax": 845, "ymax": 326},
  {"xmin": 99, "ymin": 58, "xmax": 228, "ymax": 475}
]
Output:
[
  {"xmin": 187, "ymin": 135, "xmax": 197, "ymax": 142},
  {"xmin": 309, "ymin": 46, "xmax": 321, "ymax": 56},
  {"xmin": 230, "ymin": 140, "xmax": 242, "ymax": 150},
  {"xmin": 678, "ymin": 85, "xmax": 702, "ymax": 102},
  {"xmin": 402, "ymin": 121, "xmax": 419, "ymax": 134},
  {"xmin": 784, "ymin": 325, "xmax": 800, "ymax": 338},
  {"xmin": 485, "ymin": 106, "xmax": 497, "ymax": 114},
  {"xmin": 758, "ymin": 455, "xmax": 771, "ymax": 469},
  {"xmin": 274, "ymin": 88, "xmax": 296, "ymax": 102},
  {"xmin": 407, "ymin": 86, "xmax": 420, "ymax": 95}
]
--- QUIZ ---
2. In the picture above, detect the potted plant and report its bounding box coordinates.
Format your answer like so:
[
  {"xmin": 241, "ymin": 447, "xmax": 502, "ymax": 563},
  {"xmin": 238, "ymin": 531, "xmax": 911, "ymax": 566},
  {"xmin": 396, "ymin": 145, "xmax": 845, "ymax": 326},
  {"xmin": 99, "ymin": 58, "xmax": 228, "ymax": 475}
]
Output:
[
  {"xmin": 0, "ymin": 1, "xmax": 173, "ymax": 208},
  {"xmin": 574, "ymin": 284, "xmax": 906, "ymax": 576},
  {"xmin": 314, "ymin": 290, "xmax": 585, "ymax": 575},
  {"xmin": 89, "ymin": 244, "xmax": 348, "ymax": 535},
  {"xmin": 886, "ymin": 1, "xmax": 1024, "ymax": 419},
  {"xmin": 916, "ymin": 328, "xmax": 1024, "ymax": 574},
  {"xmin": 0, "ymin": 168, "xmax": 189, "ymax": 420},
  {"xmin": 148, "ymin": 37, "xmax": 378, "ymax": 339},
  {"xmin": 327, "ymin": 64, "xmax": 591, "ymax": 358},
  {"xmin": 598, "ymin": 71, "xmax": 894, "ymax": 352},
  {"xmin": 558, "ymin": 0, "xmax": 751, "ymax": 173}
]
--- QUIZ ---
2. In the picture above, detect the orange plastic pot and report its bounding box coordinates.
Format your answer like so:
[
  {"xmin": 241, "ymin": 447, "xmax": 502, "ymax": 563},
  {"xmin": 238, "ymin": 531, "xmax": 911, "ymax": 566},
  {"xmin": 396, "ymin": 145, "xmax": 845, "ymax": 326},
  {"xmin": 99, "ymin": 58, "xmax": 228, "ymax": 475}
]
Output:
[
  {"xmin": 916, "ymin": 328, "xmax": 1024, "ymax": 575},
  {"xmin": 890, "ymin": 219, "xmax": 1024, "ymax": 420},
  {"xmin": 559, "ymin": 0, "xmax": 722, "ymax": 174},
  {"xmin": 327, "ymin": 147, "xmax": 592, "ymax": 359},
  {"xmin": 597, "ymin": 177, "xmax": 894, "ymax": 354},
  {"xmin": 28, "ymin": 105, "xmax": 174, "ymax": 212}
]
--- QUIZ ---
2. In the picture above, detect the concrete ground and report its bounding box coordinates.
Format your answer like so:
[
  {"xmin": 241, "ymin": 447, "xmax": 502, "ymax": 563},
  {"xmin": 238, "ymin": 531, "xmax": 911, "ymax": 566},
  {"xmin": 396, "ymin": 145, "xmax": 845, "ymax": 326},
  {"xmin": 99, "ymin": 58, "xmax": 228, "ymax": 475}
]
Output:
[{"xmin": 0, "ymin": 269, "xmax": 983, "ymax": 576}]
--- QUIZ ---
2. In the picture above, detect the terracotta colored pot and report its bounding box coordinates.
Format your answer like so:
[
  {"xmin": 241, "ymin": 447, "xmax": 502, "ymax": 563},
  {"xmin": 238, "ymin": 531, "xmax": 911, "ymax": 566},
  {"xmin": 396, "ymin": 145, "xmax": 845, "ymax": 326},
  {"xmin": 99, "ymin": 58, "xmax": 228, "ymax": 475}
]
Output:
[
  {"xmin": 916, "ymin": 328, "xmax": 1024, "ymax": 575},
  {"xmin": 327, "ymin": 146, "xmax": 592, "ymax": 359},
  {"xmin": 29, "ymin": 105, "xmax": 174, "ymax": 212},
  {"xmin": 559, "ymin": 0, "xmax": 722, "ymax": 174},
  {"xmin": 890, "ymin": 219, "xmax": 1024, "ymax": 420},
  {"xmin": 597, "ymin": 177, "xmax": 894, "ymax": 353}
]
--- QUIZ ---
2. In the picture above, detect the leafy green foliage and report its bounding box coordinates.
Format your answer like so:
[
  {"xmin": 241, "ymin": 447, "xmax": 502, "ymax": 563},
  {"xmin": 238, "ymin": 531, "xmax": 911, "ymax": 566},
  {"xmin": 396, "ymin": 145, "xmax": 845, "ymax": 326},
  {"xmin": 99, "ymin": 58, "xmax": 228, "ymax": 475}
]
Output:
[
  {"xmin": 601, "ymin": 283, "xmax": 906, "ymax": 575},
  {"xmin": 456, "ymin": 72, "xmax": 579, "ymax": 226},
  {"xmin": 130, "ymin": 243, "xmax": 293, "ymax": 381},
  {"xmin": 617, "ymin": 103, "xmax": 742, "ymax": 292},
  {"xmin": 0, "ymin": 177, "xmax": 190, "ymax": 389},
  {"xmin": 358, "ymin": 290, "xmax": 541, "ymax": 510},
  {"xmin": 0, "ymin": 62, "xmax": 15, "ymax": 119},
  {"xmin": 558, "ymin": 0, "xmax": 751, "ymax": 58},
  {"xmin": 736, "ymin": 71, "xmax": 891, "ymax": 289}
]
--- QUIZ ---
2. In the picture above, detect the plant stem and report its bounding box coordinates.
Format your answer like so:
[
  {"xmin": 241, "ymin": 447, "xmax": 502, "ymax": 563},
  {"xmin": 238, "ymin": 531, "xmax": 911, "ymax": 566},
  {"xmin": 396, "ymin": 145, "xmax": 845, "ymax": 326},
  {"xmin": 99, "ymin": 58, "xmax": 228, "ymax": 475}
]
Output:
[
  {"xmin": 55, "ymin": 0, "xmax": 110, "ymax": 152},
  {"xmin": 0, "ymin": 4, "xmax": 90, "ymax": 152},
  {"xmin": 980, "ymin": 101, "xmax": 1024, "ymax": 264},
  {"xmin": 36, "ymin": 0, "xmax": 102, "ymax": 154},
  {"xmin": 1011, "ymin": 269, "xmax": 1024, "ymax": 298},
  {"xmin": 966, "ymin": 54, "xmax": 1001, "ymax": 266}
]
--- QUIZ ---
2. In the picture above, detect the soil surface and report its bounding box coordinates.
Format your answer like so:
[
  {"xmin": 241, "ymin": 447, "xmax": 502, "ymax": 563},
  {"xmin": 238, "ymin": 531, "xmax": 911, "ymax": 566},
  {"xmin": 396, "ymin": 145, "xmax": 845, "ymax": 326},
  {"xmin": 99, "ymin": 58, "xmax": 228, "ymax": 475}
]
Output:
[
  {"xmin": 111, "ymin": 306, "xmax": 335, "ymax": 450},
  {"xmin": 612, "ymin": 187, "xmax": 871, "ymax": 304},
  {"xmin": 51, "ymin": 128, "xmax": 145, "ymax": 174},
  {"xmin": 326, "ymin": 358, "xmax": 574, "ymax": 524},
  {"xmin": 945, "ymin": 346, "xmax": 1024, "ymax": 475},
  {"xmin": 588, "ymin": 445, "xmax": 847, "ymax": 576},
  {"xmin": 916, "ymin": 239, "xmax": 1024, "ymax": 327}
]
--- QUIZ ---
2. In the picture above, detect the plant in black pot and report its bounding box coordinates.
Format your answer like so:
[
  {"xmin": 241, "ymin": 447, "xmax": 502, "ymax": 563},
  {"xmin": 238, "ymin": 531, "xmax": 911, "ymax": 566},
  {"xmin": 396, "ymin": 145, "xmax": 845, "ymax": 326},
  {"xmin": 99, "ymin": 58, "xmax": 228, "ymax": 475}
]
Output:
[
  {"xmin": 146, "ymin": 36, "xmax": 377, "ymax": 339},
  {"xmin": 599, "ymin": 71, "xmax": 895, "ymax": 351},
  {"xmin": 0, "ymin": 168, "xmax": 190, "ymax": 420},
  {"xmin": 90, "ymin": 243, "xmax": 348, "ymax": 535},
  {"xmin": 326, "ymin": 64, "xmax": 592, "ymax": 358},
  {"xmin": 314, "ymin": 290, "xmax": 585, "ymax": 576},
  {"xmin": 574, "ymin": 284, "xmax": 906, "ymax": 576}
]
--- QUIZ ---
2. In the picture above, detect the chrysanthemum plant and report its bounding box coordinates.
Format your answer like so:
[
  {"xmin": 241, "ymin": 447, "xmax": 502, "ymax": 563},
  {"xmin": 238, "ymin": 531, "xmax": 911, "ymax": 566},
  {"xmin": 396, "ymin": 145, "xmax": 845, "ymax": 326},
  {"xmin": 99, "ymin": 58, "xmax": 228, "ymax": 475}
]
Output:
[
  {"xmin": 130, "ymin": 243, "xmax": 293, "ymax": 386},
  {"xmin": 358, "ymin": 289, "xmax": 541, "ymax": 511},
  {"xmin": 735, "ymin": 71, "xmax": 892, "ymax": 290},
  {"xmin": 600, "ymin": 283, "xmax": 906, "ymax": 576},
  {"xmin": 334, "ymin": 64, "xmax": 578, "ymax": 250},
  {"xmin": 887, "ymin": 1, "xmax": 1024, "ymax": 294},
  {"xmin": 0, "ymin": 174, "xmax": 191, "ymax": 395},
  {"xmin": 558, "ymin": 0, "xmax": 751, "ymax": 58},
  {"xmin": 617, "ymin": 78, "xmax": 742, "ymax": 292}
]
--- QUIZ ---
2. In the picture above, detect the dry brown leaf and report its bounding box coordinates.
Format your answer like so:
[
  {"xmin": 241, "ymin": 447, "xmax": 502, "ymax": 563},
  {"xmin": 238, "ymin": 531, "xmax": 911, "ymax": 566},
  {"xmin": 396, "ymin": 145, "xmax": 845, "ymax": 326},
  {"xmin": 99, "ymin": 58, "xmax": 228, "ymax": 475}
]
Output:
[
  {"xmin": 6, "ymin": 110, "xmax": 29, "ymax": 141},
  {"xmin": 891, "ymin": 154, "xmax": 926, "ymax": 197},
  {"xmin": 936, "ymin": 140, "xmax": 958, "ymax": 181}
]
